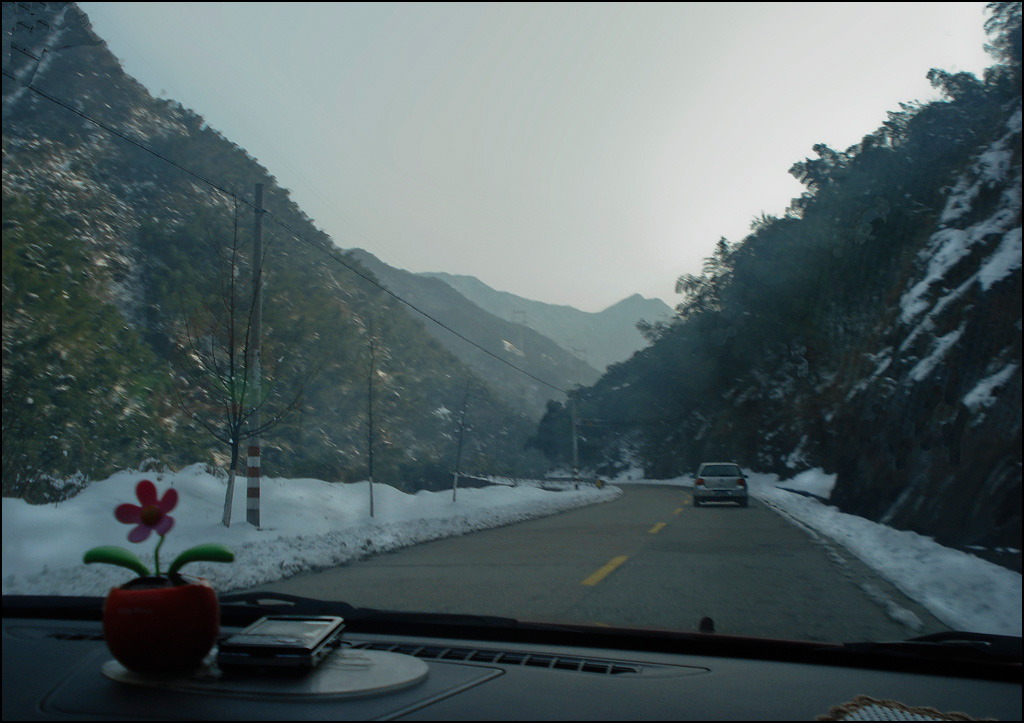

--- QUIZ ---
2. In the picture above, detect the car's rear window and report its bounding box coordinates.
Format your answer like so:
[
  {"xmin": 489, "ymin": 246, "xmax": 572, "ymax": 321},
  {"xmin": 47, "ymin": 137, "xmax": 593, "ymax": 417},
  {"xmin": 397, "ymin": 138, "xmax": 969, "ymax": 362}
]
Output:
[{"xmin": 699, "ymin": 465, "xmax": 742, "ymax": 477}]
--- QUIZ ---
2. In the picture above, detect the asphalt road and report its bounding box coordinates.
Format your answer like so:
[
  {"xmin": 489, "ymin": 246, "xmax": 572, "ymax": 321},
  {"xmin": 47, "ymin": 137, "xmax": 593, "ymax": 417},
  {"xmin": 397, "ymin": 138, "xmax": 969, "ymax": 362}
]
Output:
[{"xmin": 248, "ymin": 485, "xmax": 949, "ymax": 642}]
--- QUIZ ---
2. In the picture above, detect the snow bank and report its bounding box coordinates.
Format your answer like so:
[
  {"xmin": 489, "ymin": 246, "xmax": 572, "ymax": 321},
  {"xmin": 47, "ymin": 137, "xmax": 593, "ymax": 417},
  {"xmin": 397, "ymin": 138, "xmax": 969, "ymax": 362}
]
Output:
[
  {"xmin": 2, "ymin": 464, "xmax": 620, "ymax": 596},
  {"xmin": 749, "ymin": 470, "xmax": 1021, "ymax": 636}
]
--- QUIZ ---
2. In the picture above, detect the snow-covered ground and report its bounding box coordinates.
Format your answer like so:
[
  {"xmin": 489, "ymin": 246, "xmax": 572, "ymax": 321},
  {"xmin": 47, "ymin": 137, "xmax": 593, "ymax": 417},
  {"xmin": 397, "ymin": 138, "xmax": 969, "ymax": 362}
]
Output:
[
  {"xmin": 2, "ymin": 465, "xmax": 620, "ymax": 596},
  {"xmin": 2, "ymin": 465, "xmax": 1020, "ymax": 638}
]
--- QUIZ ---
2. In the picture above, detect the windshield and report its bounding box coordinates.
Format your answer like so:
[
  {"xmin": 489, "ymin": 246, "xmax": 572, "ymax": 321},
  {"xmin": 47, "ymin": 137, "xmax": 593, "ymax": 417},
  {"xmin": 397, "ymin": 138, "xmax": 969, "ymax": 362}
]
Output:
[
  {"xmin": 2, "ymin": 2, "xmax": 1021, "ymax": 646},
  {"xmin": 697, "ymin": 465, "xmax": 742, "ymax": 478}
]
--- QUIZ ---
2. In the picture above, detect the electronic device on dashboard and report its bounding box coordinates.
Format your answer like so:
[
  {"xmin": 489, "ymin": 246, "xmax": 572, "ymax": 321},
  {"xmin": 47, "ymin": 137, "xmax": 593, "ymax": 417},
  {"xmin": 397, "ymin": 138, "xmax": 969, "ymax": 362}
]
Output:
[{"xmin": 217, "ymin": 615, "xmax": 345, "ymax": 668}]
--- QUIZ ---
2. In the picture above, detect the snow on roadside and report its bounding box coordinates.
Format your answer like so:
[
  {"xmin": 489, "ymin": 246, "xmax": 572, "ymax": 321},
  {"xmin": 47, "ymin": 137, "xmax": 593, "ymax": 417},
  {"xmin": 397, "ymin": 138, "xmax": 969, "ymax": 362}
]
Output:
[
  {"xmin": 748, "ymin": 470, "xmax": 1021, "ymax": 637},
  {"xmin": 2, "ymin": 464, "xmax": 620, "ymax": 596},
  {"xmin": 772, "ymin": 468, "xmax": 837, "ymax": 498},
  {"xmin": 4, "ymin": 464, "xmax": 1020, "ymax": 640}
]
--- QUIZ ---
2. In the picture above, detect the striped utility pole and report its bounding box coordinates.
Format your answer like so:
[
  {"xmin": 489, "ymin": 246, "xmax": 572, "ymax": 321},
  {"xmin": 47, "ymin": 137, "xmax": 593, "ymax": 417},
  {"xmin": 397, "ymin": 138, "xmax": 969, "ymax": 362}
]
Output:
[
  {"xmin": 246, "ymin": 183, "xmax": 265, "ymax": 528},
  {"xmin": 452, "ymin": 388, "xmax": 470, "ymax": 502},
  {"xmin": 367, "ymin": 318, "xmax": 376, "ymax": 518},
  {"xmin": 571, "ymin": 395, "xmax": 579, "ymax": 490}
]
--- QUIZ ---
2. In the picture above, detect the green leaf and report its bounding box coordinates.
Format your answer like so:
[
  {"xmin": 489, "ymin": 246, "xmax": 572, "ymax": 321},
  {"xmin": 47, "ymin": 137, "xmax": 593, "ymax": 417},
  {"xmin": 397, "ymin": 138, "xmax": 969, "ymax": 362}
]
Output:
[
  {"xmin": 83, "ymin": 546, "xmax": 151, "ymax": 578},
  {"xmin": 167, "ymin": 543, "xmax": 235, "ymax": 576}
]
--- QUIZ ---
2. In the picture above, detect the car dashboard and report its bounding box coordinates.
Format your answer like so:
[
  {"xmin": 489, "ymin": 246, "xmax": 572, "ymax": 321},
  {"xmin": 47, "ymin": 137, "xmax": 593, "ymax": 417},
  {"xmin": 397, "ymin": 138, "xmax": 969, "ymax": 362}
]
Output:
[{"xmin": 3, "ymin": 595, "xmax": 1021, "ymax": 721}]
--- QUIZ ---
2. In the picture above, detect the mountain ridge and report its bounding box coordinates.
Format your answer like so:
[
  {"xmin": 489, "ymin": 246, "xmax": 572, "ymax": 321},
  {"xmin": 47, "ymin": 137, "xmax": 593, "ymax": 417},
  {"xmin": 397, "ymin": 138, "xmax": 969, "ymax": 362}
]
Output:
[
  {"xmin": 347, "ymin": 249, "xmax": 601, "ymax": 414},
  {"xmin": 422, "ymin": 271, "xmax": 674, "ymax": 371}
]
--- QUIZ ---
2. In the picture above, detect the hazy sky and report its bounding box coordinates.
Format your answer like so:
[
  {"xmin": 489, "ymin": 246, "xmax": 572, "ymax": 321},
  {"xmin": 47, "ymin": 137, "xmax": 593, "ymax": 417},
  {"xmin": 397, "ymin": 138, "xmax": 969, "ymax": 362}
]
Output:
[{"xmin": 79, "ymin": 2, "xmax": 992, "ymax": 312}]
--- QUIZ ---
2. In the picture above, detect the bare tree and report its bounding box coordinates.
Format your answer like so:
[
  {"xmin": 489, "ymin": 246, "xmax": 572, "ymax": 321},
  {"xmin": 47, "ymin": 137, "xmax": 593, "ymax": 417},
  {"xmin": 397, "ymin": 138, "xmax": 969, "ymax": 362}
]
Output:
[{"xmin": 173, "ymin": 198, "xmax": 313, "ymax": 526}]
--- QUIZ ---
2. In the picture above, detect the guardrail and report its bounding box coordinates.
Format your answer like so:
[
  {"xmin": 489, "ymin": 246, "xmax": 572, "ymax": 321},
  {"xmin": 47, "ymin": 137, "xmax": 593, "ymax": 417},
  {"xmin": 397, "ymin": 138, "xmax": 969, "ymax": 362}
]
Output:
[{"xmin": 452, "ymin": 475, "xmax": 607, "ymax": 490}]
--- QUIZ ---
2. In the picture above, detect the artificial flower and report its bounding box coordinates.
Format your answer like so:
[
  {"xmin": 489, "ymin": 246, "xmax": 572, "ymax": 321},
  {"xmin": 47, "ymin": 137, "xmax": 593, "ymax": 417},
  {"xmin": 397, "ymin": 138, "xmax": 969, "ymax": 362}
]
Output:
[{"xmin": 115, "ymin": 479, "xmax": 178, "ymax": 543}]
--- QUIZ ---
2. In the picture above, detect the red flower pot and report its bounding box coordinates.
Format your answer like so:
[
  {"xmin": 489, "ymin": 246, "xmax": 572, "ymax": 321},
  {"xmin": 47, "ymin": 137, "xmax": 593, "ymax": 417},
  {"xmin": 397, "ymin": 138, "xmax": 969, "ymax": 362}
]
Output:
[{"xmin": 103, "ymin": 576, "xmax": 219, "ymax": 675}]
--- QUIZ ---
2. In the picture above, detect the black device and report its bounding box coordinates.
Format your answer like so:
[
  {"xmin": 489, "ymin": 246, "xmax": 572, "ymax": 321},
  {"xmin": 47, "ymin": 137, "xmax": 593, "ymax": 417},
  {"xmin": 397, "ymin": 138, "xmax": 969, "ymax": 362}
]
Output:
[{"xmin": 217, "ymin": 615, "xmax": 345, "ymax": 668}]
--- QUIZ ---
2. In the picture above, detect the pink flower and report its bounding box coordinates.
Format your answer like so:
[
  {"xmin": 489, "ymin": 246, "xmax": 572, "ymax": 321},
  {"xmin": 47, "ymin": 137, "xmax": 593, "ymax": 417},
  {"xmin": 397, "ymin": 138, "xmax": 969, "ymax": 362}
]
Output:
[{"xmin": 115, "ymin": 480, "xmax": 178, "ymax": 543}]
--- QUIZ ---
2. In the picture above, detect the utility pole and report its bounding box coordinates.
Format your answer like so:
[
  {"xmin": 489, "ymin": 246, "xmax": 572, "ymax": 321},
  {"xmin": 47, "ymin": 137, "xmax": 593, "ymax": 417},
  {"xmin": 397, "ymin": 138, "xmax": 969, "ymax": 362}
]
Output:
[
  {"xmin": 452, "ymin": 388, "xmax": 470, "ymax": 502},
  {"xmin": 367, "ymin": 318, "xmax": 376, "ymax": 518},
  {"xmin": 246, "ymin": 183, "xmax": 264, "ymax": 528},
  {"xmin": 571, "ymin": 395, "xmax": 579, "ymax": 490}
]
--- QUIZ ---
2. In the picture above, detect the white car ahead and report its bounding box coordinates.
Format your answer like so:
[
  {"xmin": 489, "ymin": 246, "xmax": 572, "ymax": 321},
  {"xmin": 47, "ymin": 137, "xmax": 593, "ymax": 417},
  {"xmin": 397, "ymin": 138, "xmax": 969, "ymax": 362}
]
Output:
[{"xmin": 692, "ymin": 462, "xmax": 748, "ymax": 507}]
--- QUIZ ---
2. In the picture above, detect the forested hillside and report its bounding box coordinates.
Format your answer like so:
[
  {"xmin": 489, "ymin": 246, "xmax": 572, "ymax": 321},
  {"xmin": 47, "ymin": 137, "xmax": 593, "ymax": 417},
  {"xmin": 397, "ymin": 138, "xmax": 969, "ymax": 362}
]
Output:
[
  {"xmin": 2, "ymin": 4, "xmax": 546, "ymax": 501},
  {"xmin": 533, "ymin": 4, "xmax": 1022, "ymax": 565}
]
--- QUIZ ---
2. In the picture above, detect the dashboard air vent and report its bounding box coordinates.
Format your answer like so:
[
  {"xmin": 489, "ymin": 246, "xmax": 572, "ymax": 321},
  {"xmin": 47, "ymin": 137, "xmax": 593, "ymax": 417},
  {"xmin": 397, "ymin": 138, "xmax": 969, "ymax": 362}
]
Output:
[{"xmin": 352, "ymin": 642, "xmax": 641, "ymax": 675}]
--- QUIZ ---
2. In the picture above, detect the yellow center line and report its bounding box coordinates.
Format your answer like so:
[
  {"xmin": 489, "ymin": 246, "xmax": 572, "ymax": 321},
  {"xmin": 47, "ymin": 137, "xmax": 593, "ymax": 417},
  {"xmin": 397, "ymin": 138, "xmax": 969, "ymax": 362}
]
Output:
[
  {"xmin": 648, "ymin": 522, "xmax": 667, "ymax": 534},
  {"xmin": 673, "ymin": 507, "xmax": 683, "ymax": 515},
  {"xmin": 581, "ymin": 555, "xmax": 629, "ymax": 586}
]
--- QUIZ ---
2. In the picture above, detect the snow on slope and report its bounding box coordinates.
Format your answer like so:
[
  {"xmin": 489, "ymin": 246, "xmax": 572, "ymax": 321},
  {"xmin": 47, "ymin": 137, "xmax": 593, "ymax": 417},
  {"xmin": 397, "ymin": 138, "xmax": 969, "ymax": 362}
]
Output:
[{"xmin": 900, "ymin": 105, "xmax": 1022, "ymax": 327}]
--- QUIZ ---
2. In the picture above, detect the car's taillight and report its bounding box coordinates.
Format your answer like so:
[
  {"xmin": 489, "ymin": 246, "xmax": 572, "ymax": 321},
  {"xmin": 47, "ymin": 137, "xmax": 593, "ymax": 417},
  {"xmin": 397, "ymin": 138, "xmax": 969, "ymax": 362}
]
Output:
[
  {"xmin": 695, "ymin": 478, "xmax": 705, "ymax": 486},
  {"xmin": 737, "ymin": 478, "xmax": 746, "ymax": 488}
]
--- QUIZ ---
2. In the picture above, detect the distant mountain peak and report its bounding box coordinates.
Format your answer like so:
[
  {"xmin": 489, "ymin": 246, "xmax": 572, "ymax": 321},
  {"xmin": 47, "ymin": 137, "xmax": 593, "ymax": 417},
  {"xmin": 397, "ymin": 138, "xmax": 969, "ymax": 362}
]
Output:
[
  {"xmin": 346, "ymin": 249, "xmax": 601, "ymax": 413},
  {"xmin": 421, "ymin": 271, "xmax": 673, "ymax": 371}
]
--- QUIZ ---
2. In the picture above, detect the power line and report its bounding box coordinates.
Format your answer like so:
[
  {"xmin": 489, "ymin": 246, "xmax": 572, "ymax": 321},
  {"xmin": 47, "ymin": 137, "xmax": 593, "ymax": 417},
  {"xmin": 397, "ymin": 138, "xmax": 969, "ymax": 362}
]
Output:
[
  {"xmin": 262, "ymin": 210, "xmax": 568, "ymax": 394},
  {"xmin": 3, "ymin": 71, "xmax": 570, "ymax": 396}
]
